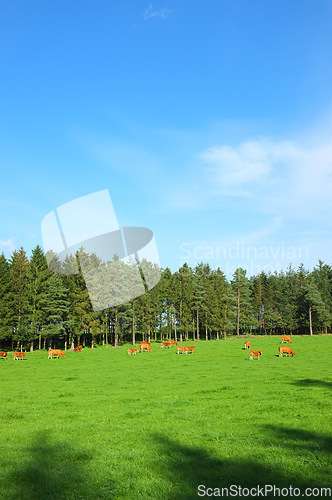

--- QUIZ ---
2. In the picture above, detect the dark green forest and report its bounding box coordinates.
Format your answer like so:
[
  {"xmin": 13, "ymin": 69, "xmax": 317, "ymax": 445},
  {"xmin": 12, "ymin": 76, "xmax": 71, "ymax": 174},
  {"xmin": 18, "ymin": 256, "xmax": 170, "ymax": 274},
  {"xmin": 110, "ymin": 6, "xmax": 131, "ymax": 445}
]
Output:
[{"xmin": 1, "ymin": 246, "xmax": 331, "ymax": 351}]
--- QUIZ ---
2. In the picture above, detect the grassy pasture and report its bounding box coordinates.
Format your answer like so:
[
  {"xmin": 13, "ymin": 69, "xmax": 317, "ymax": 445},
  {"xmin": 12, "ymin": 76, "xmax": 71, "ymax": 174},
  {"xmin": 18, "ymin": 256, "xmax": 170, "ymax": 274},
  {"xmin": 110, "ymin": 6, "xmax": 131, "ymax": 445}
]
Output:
[{"xmin": 0, "ymin": 336, "xmax": 331, "ymax": 499}]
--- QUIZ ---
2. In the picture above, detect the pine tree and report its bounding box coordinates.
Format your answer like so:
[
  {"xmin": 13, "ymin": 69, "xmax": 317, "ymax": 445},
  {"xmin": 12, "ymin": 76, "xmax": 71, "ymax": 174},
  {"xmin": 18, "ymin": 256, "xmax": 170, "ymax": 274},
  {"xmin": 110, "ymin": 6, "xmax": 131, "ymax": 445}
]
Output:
[
  {"xmin": 26, "ymin": 246, "xmax": 51, "ymax": 350},
  {"xmin": 192, "ymin": 263, "xmax": 209, "ymax": 341},
  {"xmin": 174, "ymin": 264, "xmax": 194, "ymax": 342},
  {"xmin": 276, "ymin": 266, "xmax": 299, "ymax": 335},
  {"xmin": 211, "ymin": 268, "xmax": 232, "ymax": 340},
  {"xmin": 304, "ymin": 280, "xmax": 331, "ymax": 336},
  {"xmin": 263, "ymin": 273, "xmax": 282, "ymax": 335},
  {"xmin": 231, "ymin": 268, "xmax": 254, "ymax": 337},
  {"xmin": 311, "ymin": 261, "xmax": 332, "ymax": 334},
  {"xmin": 10, "ymin": 248, "xmax": 30, "ymax": 349},
  {"xmin": 0, "ymin": 254, "xmax": 14, "ymax": 344},
  {"xmin": 158, "ymin": 268, "xmax": 174, "ymax": 341},
  {"xmin": 39, "ymin": 274, "xmax": 71, "ymax": 348}
]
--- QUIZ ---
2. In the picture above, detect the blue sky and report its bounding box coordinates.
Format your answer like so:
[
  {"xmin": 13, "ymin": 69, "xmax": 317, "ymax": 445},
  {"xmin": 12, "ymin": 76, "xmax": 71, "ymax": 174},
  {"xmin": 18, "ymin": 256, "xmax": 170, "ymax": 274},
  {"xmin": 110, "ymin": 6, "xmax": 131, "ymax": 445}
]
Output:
[{"xmin": 1, "ymin": 0, "xmax": 332, "ymax": 278}]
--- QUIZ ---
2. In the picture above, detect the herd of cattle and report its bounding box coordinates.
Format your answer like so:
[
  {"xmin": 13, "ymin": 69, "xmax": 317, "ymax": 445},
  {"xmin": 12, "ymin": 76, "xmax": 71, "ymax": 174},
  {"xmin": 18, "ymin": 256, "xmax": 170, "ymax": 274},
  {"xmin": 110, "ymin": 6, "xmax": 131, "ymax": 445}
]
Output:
[
  {"xmin": 0, "ymin": 346, "xmax": 82, "ymax": 360},
  {"xmin": 128, "ymin": 336, "xmax": 295, "ymax": 360},
  {"xmin": 0, "ymin": 337, "xmax": 296, "ymax": 361},
  {"xmin": 128, "ymin": 340, "xmax": 196, "ymax": 356},
  {"xmin": 244, "ymin": 336, "xmax": 295, "ymax": 360}
]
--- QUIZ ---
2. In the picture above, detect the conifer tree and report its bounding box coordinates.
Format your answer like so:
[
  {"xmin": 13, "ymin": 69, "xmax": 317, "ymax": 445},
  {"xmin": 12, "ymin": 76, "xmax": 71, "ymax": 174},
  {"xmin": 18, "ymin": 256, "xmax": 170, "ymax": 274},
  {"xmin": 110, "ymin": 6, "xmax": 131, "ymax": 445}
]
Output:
[
  {"xmin": 311, "ymin": 261, "xmax": 332, "ymax": 334},
  {"xmin": 174, "ymin": 264, "xmax": 194, "ymax": 341},
  {"xmin": 0, "ymin": 254, "xmax": 14, "ymax": 344},
  {"xmin": 193, "ymin": 263, "xmax": 209, "ymax": 341},
  {"xmin": 276, "ymin": 265, "xmax": 299, "ymax": 335},
  {"xmin": 232, "ymin": 268, "xmax": 253, "ymax": 336},
  {"xmin": 38, "ymin": 273, "xmax": 70, "ymax": 348},
  {"xmin": 304, "ymin": 280, "xmax": 331, "ymax": 336},
  {"xmin": 10, "ymin": 247, "xmax": 29, "ymax": 349},
  {"xmin": 27, "ymin": 245, "xmax": 51, "ymax": 350},
  {"xmin": 211, "ymin": 268, "xmax": 231, "ymax": 340},
  {"xmin": 263, "ymin": 273, "xmax": 282, "ymax": 335}
]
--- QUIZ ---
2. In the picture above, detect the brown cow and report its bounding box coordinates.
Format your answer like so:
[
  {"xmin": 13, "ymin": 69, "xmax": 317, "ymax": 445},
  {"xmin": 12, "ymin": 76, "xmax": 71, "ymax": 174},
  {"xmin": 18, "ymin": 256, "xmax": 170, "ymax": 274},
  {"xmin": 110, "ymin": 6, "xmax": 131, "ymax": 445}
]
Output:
[
  {"xmin": 73, "ymin": 345, "xmax": 82, "ymax": 352},
  {"xmin": 160, "ymin": 342, "xmax": 172, "ymax": 348},
  {"xmin": 140, "ymin": 342, "xmax": 152, "ymax": 352},
  {"xmin": 279, "ymin": 346, "xmax": 295, "ymax": 357},
  {"xmin": 244, "ymin": 341, "xmax": 251, "ymax": 350},
  {"xmin": 177, "ymin": 346, "xmax": 187, "ymax": 354},
  {"xmin": 128, "ymin": 348, "xmax": 139, "ymax": 355},
  {"xmin": 249, "ymin": 350, "xmax": 262, "ymax": 360},
  {"xmin": 169, "ymin": 340, "xmax": 178, "ymax": 346},
  {"xmin": 186, "ymin": 346, "xmax": 196, "ymax": 354},
  {"xmin": 0, "ymin": 351, "xmax": 7, "ymax": 359},
  {"xmin": 48, "ymin": 349, "xmax": 66, "ymax": 359},
  {"xmin": 281, "ymin": 336, "xmax": 293, "ymax": 343},
  {"xmin": 13, "ymin": 352, "xmax": 27, "ymax": 360}
]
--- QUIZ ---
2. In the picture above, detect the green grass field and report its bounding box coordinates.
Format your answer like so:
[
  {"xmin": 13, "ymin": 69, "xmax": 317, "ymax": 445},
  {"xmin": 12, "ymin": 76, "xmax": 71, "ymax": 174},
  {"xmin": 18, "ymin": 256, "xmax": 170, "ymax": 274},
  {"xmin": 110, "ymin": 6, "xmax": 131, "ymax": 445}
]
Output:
[{"xmin": 1, "ymin": 336, "xmax": 331, "ymax": 499}]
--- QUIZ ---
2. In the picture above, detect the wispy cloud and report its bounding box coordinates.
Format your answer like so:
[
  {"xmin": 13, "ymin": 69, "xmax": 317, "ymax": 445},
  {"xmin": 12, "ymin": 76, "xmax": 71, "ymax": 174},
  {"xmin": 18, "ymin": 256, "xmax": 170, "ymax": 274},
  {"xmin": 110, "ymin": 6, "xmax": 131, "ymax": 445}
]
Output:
[
  {"xmin": 200, "ymin": 137, "xmax": 332, "ymax": 219},
  {"xmin": 0, "ymin": 238, "xmax": 16, "ymax": 253},
  {"xmin": 201, "ymin": 140, "xmax": 274, "ymax": 187},
  {"xmin": 187, "ymin": 216, "xmax": 283, "ymax": 250},
  {"xmin": 143, "ymin": 4, "xmax": 170, "ymax": 21}
]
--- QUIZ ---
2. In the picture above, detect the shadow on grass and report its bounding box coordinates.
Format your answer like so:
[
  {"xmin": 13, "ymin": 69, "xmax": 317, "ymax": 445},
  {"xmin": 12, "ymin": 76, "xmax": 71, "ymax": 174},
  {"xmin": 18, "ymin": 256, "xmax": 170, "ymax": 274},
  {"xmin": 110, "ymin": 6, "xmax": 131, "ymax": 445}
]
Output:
[
  {"xmin": 151, "ymin": 433, "xmax": 330, "ymax": 499},
  {"xmin": 263, "ymin": 424, "xmax": 332, "ymax": 455},
  {"xmin": 292, "ymin": 378, "xmax": 332, "ymax": 390},
  {"xmin": 3, "ymin": 431, "xmax": 113, "ymax": 499}
]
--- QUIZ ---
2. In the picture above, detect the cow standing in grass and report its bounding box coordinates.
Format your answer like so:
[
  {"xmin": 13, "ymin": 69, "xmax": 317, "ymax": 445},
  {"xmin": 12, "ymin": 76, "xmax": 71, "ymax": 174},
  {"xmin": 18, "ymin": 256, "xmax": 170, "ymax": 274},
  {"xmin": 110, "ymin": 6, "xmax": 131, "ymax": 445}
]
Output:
[
  {"xmin": 48, "ymin": 349, "xmax": 66, "ymax": 359},
  {"xmin": 14, "ymin": 352, "xmax": 27, "ymax": 360},
  {"xmin": 249, "ymin": 350, "xmax": 262, "ymax": 360},
  {"xmin": 177, "ymin": 346, "xmax": 187, "ymax": 354},
  {"xmin": 186, "ymin": 346, "xmax": 196, "ymax": 354},
  {"xmin": 281, "ymin": 336, "xmax": 293, "ymax": 343},
  {"xmin": 279, "ymin": 346, "xmax": 295, "ymax": 357},
  {"xmin": 140, "ymin": 342, "xmax": 152, "ymax": 352},
  {"xmin": 128, "ymin": 348, "xmax": 139, "ymax": 355},
  {"xmin": 160, "ymin": 342, "xmax": 172, "ymax": 348}
]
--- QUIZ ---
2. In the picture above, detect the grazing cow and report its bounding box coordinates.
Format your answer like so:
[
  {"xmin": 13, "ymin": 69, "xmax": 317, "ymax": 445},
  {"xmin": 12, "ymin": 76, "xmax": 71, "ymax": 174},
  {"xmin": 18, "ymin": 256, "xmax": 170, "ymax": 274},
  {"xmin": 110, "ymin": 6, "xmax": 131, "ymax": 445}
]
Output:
[
  {"xmin": 281, "ymin": 336, "xmax": 293, "ymax": 343},
  {"xmin": 128, "ymin": 348, "xmax": 139, "ymax": 355},
  {"xmin": 177, "ymin": 346, "xmax": 187, "ymax": 354},
  {"xmin": 13, "ymin": 352, "xmax": 27, "ymax": 360},
  {"xmin": 73, "ymin": 345, "xmax": 82, "ymax": 352},
  {"xmin": 279, "ymin": 346, "xmax": 295, "ymax": 357},
  {"xmin": 186, "ymin": 346, "xmax": 196, "ymax": 354},
  {"xmin": 169, "ymin": 340, "xmax": 178, "ymax": 346},
  {"xmin": 249, "ymin": 350, "xmax": 262, "ymax": 360},
  {"xmin": 0, "ymin": 351, "xmax": 7, "ymax": 359},
  {"xmin": 160, "ymin": 342, "xmax": 172, "ymax": 348},
  {"xmin": 48, "ymin": 349, "xmax": 66, "ymax": 359},
  {"xmin": 244, "ymin": 341, "xmax": 251, "ymax": 350},
  {"xmin": 140, "ymin": 342, "xmax": 152, "ymax": 352}
]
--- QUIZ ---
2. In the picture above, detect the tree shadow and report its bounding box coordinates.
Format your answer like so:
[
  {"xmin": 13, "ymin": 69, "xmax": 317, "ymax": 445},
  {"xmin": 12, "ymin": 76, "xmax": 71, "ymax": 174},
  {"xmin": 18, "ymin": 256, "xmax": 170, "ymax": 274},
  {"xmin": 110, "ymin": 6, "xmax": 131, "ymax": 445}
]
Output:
[
  {"xmin": 292, "ymin": 378, "xmax": 332, "ymax": 390},
  {"xmin": 151, "ymin": 433, "xmax": 330, "ymax": 499},
  {"xmin": 3, "ymin": 431, "xmax": 113, "ymax": 499},
  {"xmin": 263, "ymin": 424, "xmax": 332, "ymax": 455}
]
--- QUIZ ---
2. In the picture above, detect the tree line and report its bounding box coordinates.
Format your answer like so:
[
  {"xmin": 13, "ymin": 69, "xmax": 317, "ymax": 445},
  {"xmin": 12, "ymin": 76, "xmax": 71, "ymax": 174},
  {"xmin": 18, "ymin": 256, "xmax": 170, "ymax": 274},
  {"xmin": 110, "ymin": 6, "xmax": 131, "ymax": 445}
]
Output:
[{"xmin": 0, "ymin": 245, "xmax": 331, "ymax": 351}]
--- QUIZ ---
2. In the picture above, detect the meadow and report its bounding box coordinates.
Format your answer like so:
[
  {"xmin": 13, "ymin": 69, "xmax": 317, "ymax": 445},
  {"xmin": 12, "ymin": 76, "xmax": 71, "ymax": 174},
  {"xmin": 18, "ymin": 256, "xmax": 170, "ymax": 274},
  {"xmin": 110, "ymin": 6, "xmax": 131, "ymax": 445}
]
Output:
[{"xmin": 0, "ymin": 336, "xmax": 331, "ymax": 499}]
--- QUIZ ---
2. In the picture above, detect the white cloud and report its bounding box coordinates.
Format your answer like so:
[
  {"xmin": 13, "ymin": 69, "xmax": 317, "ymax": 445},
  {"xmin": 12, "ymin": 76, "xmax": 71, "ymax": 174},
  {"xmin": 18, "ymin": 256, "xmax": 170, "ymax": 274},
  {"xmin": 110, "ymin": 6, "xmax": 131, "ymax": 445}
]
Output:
[
  {"xmin": 201, "ymin": 140, "xmax": 273, "ymax": 187},
  {"xmin": 201, "ymin": 139, "xmax": 299, "ymax": 188},
  {"xmin": 0, "ymin": 238, "xmax": 16, "ymax": 253},
  {"xmin": 143, "ymin": 4, "xmax": 170, "ymax": 21},
  {"xmin": 200, "ymin": 137, "xmax": 332, "ymax": 219},
  {"xmin": 186, "ymin": 216, "xmax": 283, "ymax": 251}
]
